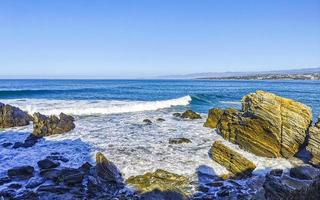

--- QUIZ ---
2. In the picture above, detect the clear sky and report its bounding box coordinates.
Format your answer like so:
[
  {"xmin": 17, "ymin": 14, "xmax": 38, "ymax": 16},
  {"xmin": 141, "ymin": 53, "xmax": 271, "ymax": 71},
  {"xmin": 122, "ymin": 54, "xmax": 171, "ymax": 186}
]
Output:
[{"xmin": 1, "ymin": 0, "xmax": 320, "ymax": 78}]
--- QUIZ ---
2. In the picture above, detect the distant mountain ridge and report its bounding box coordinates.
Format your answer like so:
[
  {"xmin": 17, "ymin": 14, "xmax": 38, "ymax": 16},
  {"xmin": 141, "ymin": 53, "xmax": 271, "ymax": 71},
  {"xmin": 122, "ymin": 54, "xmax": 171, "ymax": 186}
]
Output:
[{"xmin": 160, "ymin": 67, "xmax": 320, "ymax": 79}]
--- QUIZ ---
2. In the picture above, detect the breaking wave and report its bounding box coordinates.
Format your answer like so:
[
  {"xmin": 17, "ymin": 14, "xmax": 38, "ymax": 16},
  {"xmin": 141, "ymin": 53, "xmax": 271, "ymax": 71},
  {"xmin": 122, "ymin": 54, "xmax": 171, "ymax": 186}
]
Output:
[{"xmin": 2, "ymin": 96, "xmax": 192, "ymax": 116}]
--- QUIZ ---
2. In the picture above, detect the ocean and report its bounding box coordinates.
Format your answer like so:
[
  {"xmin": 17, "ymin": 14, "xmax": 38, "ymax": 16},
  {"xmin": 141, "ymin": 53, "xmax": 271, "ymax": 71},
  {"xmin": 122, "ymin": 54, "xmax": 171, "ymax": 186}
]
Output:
[{"xmin": 0, "ymin": 79, "xmax": 319, "ymax": 190}]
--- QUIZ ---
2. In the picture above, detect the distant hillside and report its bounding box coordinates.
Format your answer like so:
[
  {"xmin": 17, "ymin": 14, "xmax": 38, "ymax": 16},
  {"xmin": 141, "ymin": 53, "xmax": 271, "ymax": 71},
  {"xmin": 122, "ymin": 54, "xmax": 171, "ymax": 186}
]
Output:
[{"xmin": 160, "ymin": 67, "xmax": 320, "ymax": 80}]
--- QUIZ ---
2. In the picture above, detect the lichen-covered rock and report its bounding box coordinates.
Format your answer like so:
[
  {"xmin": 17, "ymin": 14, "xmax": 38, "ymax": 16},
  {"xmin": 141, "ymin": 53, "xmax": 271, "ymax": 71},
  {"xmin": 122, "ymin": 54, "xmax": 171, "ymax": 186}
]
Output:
[
  {"xmin": 126, "ymin": 169, "xmax": 189, "ymax": 196},
  {"xmin": 168, "ymin": 138, "xmax": 191, "ymax": 144},
  {"xmin": 95, "ymin": 152, "xmax": 123, "ymax": 184},
  {"xmin": 204, "ymin": 108, "xmax": 224, "ymax": 128},
  {"xmin": 210, "ymin": 141, "xmax": 256, "ymax": 177},
  {"xmin": 216, "ymin": 91, "xmax": 312, "ymax": 158},
  {"xmin": 181, "ymin": 110, "xmax": 201, "ymax": 119},
  {"xmin": 306, "ymin": 118, "xmax": 320, "ymax": 166},
  {"xmin": 33, "ymin": 112, "xmax": 75, "ymax": 136},
  {"xmin": 0, "ymin": 102, "xmax": 32, "ymax": 128}
]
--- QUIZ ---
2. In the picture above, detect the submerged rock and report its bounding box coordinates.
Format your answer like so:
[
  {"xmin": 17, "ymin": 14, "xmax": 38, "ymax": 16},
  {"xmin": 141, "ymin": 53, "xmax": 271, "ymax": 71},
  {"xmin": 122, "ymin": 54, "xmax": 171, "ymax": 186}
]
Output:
[
  {"xmin": 143, "ymin": 119, "xmax": 152, "ymax": 125},
  {"xmin": 157, "ymin": 118, "xmax": 165, "ymax": 122},
  {"xmin": 173, "ymin": 113, "xmax": 181, "ymax": 117},
  {"xmin": 181, "ymin": 110, "xmax": 201, "ymax": 119},
  {"xmin": 306, "ymin": 117, "xmax": 320, "ymax": 166},
  {"xmin": 204, "ymin": 108, "xmax": 224, "ymax": 128},
  {"xmin": 0, "ymin": 102, "xmax": 32, "ymax": 128},
  {"xmin": 213, "ymin": 91, "xmax": 312, "ymax": 158},
  {"xmin": 7, "ymin": 166, "xmax": 34, "ymax": 180},
  {"xmin": 13, "ymin": 134, "xmax": 42, "ymax": 149},
  {"xmin": 210, "ymin": 141, "xmax": 256, "ymax": 177},
  {"xmin": 95, "ymin": 152, "xmax": 123, "ymax": 184},
  {"xmin": 126, "ymin": 169, "xmax": 189, "ymax": 196},
  {"xmin": 168, "ymin": 138, "xmax": 191, "ymax": 144},
  {"xmin": 33, "ymin": 112, "xmax": 75, "ymax": 136}
]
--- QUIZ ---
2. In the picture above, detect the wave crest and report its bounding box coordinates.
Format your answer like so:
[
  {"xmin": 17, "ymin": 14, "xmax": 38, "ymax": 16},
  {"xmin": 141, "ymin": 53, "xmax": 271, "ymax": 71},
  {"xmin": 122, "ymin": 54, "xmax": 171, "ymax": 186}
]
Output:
[{"xmin": 2, "ymin": 96, "xmax": 192, "ymax": 116}]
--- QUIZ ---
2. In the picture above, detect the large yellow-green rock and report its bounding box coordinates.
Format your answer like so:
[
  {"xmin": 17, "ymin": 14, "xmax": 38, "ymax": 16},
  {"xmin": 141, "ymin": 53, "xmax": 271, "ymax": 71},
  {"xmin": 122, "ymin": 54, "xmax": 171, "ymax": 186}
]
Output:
[
  {"xmin": 211, "ymin": 141, "xmax": 256, "ymax": 176},
  {"xmin": 126, "ymin": 169, "xmax": 189, "ymax": 196},
  {"xmin": 215, "ymin": 91, "xmax": 312, "ymax": 158},
  {"xmin": 307, "ymin": 117, "xmax": 320, "ymax": 166},
  {"xmin": 204, "ymin": 108, "xmax": 224, "ymax": 128}
]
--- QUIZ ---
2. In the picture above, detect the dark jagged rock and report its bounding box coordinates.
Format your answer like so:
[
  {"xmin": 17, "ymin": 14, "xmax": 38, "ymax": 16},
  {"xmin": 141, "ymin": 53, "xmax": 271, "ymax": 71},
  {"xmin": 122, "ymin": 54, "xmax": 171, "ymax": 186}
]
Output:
[
  {"xmin": 37, "ymin": 159, "xmax": 60, "ymax": 169},
  {"xmin": 7, "ymin": 166, "xmax": 34, "ymax": 180},
  {"xmin": 0, "ymin": 177, "xmax": 11, "ymax": 185},
  {"xmin": 14, "ymin": 190, "xmax": 38, "ymax": 200},
  {"xmin": 33, "ymin": 112, "xmax": 75, "ymax": 136},
  {"xmin": 168, "ymin": 138, "xmax": 191, "ymax": 144},
  {"xmin": 204, "ymin": 108, "xmax": 224, "ymax": 128},
  {"xmin": 13, "ymin": 134, "xmax": 42, "ymax": 149},
  {"xmin": 140, "ymin": 189, "xmax": 188, "ymax": 200},
  {"xmin": 210, "ymin": 141, "xmax": 256, "ymax": 177},
  {"xmin": 40, "ymin": 168, "xmax": 61, "ymax": 180},
  {"xmin": 143, "ymin": 119, "xmax": 152, "ymax": 125},
  {"xmin": 95, "ymin": 152, "xmax": 124, "ymax": 184},
  {"xmin": 290, "ymin": 165, "xmax": 320, "ymax": 180},
  {"xmin": 2, "ymin": 142, "xmax": 13, "ymax": 148},
  {"xmin": 56, "ymin": 168, "xmax": 84, "ymax": 186},
  {"xmin": 8, "ymin": 183, "xmax": 22, "ymax": 189},
  {"xmin": 0, "ymin": 102, "xmax": 32, "ymax": 128},
  {"xmin": 78, "ymin": 162, "xmax": 93, "ymax": 173},
  {"xmin": 213, "ymin": 91, "xmax": 312, "ymax": 158},
  {"xmin": 173, "ymin": 113, "xmax": 181, "ymax": 117},
  {"xmin": 181, "ymin": 110, "xmax": 201, "ymax": 119},
  {"xmin": 37, "ymin": 185, "xmax": 70, "ymax": 194}
]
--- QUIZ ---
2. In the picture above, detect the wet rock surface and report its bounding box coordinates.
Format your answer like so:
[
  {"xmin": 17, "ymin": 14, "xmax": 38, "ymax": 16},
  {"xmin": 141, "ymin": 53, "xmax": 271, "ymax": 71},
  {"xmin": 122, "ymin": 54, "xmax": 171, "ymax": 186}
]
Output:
[
  {"xmin": 212, "ymin": 91, "xmax": 312, "ymax": 158},
  {"xmin": 0, "ymin": 102, "xmax": 32, "ymax": 128},
  {"xmin": 204, "ymin": 108, "xmax": 224, "ymax": 128},
  {"xmin": 169, "ymin": 137, "xmax": 191, "ymax": 144},
  {"xmin": 33, "ymin": 112, "xmax": 75, "ymax": 136},
  {"xmin": 211, "ymin": 141, "xmax": 256, "ymax": 177},
  {"xmin": 181, "ymin": 110, "xmax": 201, "ymax": 119},
  {"xmin": 7, "ymin": 166, "xmax": 34, "ymax": 180},
  {"xmin": 306, "ymin": 118, "xmax": 320, "ymax": 166}
]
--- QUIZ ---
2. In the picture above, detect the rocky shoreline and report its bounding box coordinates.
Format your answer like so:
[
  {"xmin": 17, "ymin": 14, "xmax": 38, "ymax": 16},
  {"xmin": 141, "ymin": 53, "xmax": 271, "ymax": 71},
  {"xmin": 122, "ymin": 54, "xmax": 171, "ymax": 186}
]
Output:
[{"xmin": 1, "ymin": 91, "xmax": 320, "ymax": 200}]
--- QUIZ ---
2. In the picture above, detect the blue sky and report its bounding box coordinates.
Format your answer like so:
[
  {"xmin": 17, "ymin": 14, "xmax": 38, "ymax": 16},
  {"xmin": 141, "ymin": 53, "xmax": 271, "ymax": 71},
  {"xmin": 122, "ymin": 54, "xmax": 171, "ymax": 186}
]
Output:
[{"xmin": 0, "ymin": 0, "xmax": 319, "ymax": 78}]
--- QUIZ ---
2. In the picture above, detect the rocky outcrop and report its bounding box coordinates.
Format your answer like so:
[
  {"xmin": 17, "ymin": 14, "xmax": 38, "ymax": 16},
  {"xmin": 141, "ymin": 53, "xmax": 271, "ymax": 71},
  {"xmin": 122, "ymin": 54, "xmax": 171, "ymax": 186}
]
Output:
[
  {"xmin": 211, "ymin": 141, "xmax": 256, "ymax": 177},
  {"xmin": 212, "ymin": 91, "xmax": 312, "ymax": 158},
  {"xmin": 181, "ymin": 110, "xmax": 201, "ymax": 119},
  {"xmin": 33, "ymin": 112, "xmax": 75, "ymax": 136},
  {"xmin": 204, "ymin": 108, "xmax": 224, "ymax": 128},
  {"xmin": 0, "ymin": 102, "xmax": 32, "ymax": 128},
  {"xmin": 95, "ymin": 152, "xmax": 123, "ymax": 184},
  {"xmin": 306, "ymin": 117, "xmax": 320, "ymax": 166},
  {"xmin": 169, "ymin": 138, "xmax": 191, "ymax": 144},
  {"xmin": 126, "ymin": 169, "xmax": 189, "ymax": 196}
]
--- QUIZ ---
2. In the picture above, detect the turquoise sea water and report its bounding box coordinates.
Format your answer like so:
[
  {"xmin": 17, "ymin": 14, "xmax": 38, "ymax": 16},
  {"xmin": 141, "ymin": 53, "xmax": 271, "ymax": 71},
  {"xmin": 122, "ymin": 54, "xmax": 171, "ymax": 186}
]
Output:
[{"xmin": 0, "ymin": 79, "xmax": 319, "ymax": 118}]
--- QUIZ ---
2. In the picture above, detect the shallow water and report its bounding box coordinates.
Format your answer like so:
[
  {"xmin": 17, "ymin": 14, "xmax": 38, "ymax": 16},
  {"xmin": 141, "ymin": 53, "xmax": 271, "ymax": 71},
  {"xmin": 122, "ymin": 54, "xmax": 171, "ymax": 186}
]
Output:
[{"xmin": 0, "ymin": 80, "xmax": 319, "ymax": 186}]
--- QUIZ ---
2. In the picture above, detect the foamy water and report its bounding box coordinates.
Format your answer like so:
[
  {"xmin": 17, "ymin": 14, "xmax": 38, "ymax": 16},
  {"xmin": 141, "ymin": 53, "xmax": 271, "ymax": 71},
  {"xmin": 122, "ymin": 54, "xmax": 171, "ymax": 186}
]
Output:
[{"xmin": 0, "ymin": 97, "xmax": 293, "ymax": 184}]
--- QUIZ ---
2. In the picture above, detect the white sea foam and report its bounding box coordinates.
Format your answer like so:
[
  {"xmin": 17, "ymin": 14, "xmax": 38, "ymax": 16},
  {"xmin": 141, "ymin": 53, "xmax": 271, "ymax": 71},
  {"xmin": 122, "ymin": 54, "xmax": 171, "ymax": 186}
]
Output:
[{"xmin": 1, "ymin": 96, "xmax": 192, "ymax": 116}]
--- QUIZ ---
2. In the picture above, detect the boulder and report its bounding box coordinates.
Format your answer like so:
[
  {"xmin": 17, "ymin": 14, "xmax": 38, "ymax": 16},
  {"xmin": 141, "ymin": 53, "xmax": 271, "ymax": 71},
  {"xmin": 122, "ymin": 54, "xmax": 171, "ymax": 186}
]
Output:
[
  {"xmin": 181, "ymin": 110, "xmax": 201, "ymax": 119},
  {"xmin": 0, "ymin": 102, "xmax": 32, "ymax": 128},
  {"xmin": 37, "ymin": 159, "xmax": 60, "ymax": 169},
  {"xmin": 168, "ymin": 138, "xmax": 191, "ymax": 144},
  {"xmin": 204, "ymin": 108, "xmax": 224, "ymax": 128},
  {"xmin": 216, "ymin": 91, "xmax": 312, "ymax": 158},
  {"xmin": 126, "ymin": 169, "xmax": 189, "ymax": 196},
  {"xmin": 306, "ymin": 117, "xmax": 320, "ymax": 166},
  {"xmin": 95, "ymin": 152, "xmax": 123, "ymax": 184},
  {"xmin": 7, "ymin": 166, "xmax": 34, "ymax": 180},
  {"xmin": 33, "ymin": 112, "xmax": 75, "ymax": 136},
  {"xmin": 210, "ymin": 141, "xmax": 256, "ymax": 177}
]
